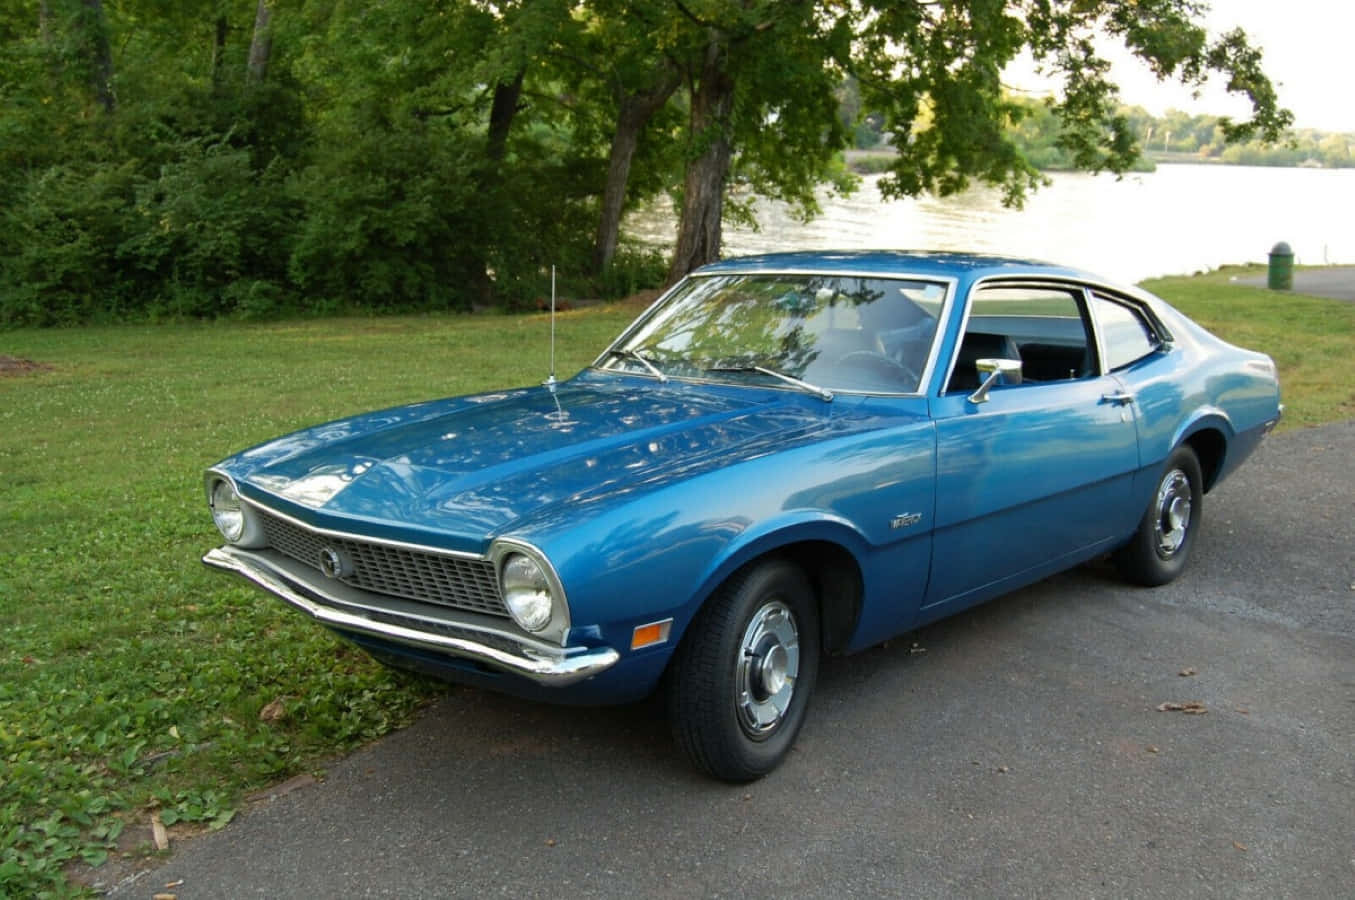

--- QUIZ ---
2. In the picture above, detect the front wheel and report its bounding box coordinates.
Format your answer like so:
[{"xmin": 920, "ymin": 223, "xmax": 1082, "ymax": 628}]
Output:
[
  {"xmin": 667, "ymin": 559, "xmax": 820, "ymax": 782},
  {"xmin": 1113, "ymin": 445, "xmax": 1204, "ymax": 586}
]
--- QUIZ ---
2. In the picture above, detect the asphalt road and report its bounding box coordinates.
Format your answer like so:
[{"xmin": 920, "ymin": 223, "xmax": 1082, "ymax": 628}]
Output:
[
  {"xmin": 108, "ymin": 421, "xmax": 1355, "ymax": 899},
  {"xmin": 1235, "ymin": 266, "xmax": 1355, "ymax": 301}
]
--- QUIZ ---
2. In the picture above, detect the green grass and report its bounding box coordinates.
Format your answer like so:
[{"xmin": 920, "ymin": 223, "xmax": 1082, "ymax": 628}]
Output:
[
  {"xmin": 0, "ymin": 273, "xmax": 1349, "ymax": 895},
  {"xmin": 0, "ymin": 304, "xmax": 638, "ymax": 896},
  {"xmin": 1141, "ymin": 266, "xmax": 1355, "ymax": 430}
]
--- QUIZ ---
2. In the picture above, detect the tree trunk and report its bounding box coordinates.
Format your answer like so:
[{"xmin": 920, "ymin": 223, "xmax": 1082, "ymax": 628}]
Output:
[
  {"xmin": 212, "ymin": 16, "xmax": 228, "ymax": 88},
  {"xmin": 464, "ymin": 68, "xmax": 528, "ymax": 305},
  {"xmin": 666, "ymin": 40, "xmax": 735, "ymax": 285},
  {"xmin": 247, "ymin": 0, "xmax": 273, "ymax": 84},
  {"xmin": 593, "ymin": 68, "xmax": 680, "ymax": 275},
  {"xmin": 81, "ymin": 0, "xmax": 115, "ymax": 113},
  {"xmin": 485, "ymin": 68, "xmax": 526, "ymax": 162}
]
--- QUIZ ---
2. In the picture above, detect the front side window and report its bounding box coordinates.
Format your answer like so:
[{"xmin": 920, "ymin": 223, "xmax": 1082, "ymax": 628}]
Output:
[
  {"xmin": 600, "ymin": 274, "xmax": 949, "ymax": 394},
  {"xmin": 946, "ymin": 284, "xmax": 1096, "ymax": 392},
  {"xmin": 1092, "ymin": 293, "xmax": 1161, "ymax": 370}
]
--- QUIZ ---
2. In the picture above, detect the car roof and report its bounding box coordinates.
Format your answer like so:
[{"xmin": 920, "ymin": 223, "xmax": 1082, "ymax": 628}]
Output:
[{"xmin": 695, "ymin": 250, "xmax": 1095, "ymax": 284}]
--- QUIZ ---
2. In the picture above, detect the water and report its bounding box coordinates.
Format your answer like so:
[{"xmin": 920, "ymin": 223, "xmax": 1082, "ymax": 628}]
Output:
[{"xmin": 626, "ymin": 164, "xmax": 1355, "ymax": 285}]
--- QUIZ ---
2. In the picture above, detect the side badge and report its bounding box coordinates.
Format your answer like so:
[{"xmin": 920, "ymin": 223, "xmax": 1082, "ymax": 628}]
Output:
[{"xmin": 890, "ymin": 512, "xmax": 923, "ymax": 530}]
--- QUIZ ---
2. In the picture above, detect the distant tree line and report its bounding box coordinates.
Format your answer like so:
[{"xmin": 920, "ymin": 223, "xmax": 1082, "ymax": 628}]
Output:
[
  {"xmin": 0, "ymin": 1, "xmax": 1289, "ymax": 326},
  {"xmin": 1002, "ymin": 101, "xmax": 1352, "ymax": 171},
  {"xmin": 1132, "ymin": 107, "xmax": 1353, "ymax": 169},
  {"xmin": 849, "ymin": 96, "xmax": 1352, "ymax": 172}
]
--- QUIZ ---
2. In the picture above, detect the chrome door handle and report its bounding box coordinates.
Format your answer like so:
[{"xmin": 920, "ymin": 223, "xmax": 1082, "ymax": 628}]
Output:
[{"xmin": 1100, "ymin": 391, "xmax": 1136, "ymax": 406}]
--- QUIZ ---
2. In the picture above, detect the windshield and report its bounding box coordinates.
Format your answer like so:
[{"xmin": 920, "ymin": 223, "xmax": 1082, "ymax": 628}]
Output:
[{"xmin": 598, "ymin": 273, "xmax": 948, "ymax": 394}]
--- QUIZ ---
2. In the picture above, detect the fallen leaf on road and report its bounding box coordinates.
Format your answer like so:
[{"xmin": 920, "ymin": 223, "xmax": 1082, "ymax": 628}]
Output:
[
  {"xmin": 152, "ymin": 894, "xmax": 177, "ymax": 900},
  {"xmin": 165, "ymin": 881, "xmax": 185, "ymax": 888},
  {"xmin": 1232, "ymin": 841, "xmax": 1248, "ymax": 852},
  {"xmin": 1157, "ymin": 701, "xmax": 1208, "ymax": 714},
  {"xmin": 151, "ymin": 812, "xmax": 169, "ymax": 851},
  {"xmin": 1178, "ymin": 667, "xmax": 1197, "ymax": 677},
  {"xmin": 545, "ymin": 838, "xmax": 557, "ymax": 847},
  {"xmin": 1145, "ymin": 745, "xmax": 1159, "ymax": 753}
]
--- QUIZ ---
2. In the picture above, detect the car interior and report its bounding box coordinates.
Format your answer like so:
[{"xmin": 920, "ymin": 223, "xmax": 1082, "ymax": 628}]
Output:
[{"xmin": 945, "ymin": 286, "xmax": 1099, "ymax": 392}]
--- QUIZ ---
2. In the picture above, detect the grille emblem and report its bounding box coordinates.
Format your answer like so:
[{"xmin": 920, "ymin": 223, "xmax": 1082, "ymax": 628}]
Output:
[{"xmin": 318, "ymin": 546, "xmax": 352, "ymax": 579}]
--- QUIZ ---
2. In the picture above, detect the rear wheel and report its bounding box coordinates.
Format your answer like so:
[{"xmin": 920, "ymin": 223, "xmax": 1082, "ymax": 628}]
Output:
[
  {"xmin": 667, "ymin": 559, "xmax": 820, "ymax": 782},
  {"xmin": 1114, "ymin": 445, "xmax": 1204, "ymax": 586}
]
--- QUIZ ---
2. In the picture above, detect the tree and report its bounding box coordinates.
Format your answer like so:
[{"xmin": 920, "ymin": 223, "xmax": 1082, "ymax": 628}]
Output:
[
  {"xmin": 657, "ymin": 0, "xmax": 1291, "ymax": 282},
  {"xmin": 864, "ymin": 1, "xmax": 1286, "ymax": 205},
  {"xmin": 0, "ymin": 0, "xmax": 1294, "ymax": 324},
  {"xmin": 663, "ymin": 0, "xmax": 853, "ymax": 283},
  {"xmin": 592, "ymin": 62, "xmax": 680, "ymax": 274},
  {"xmin": 246, "ymin": 0, "xmax": 272, "ymax": 84},
  {"xmin": 570, "ymin": 0, "xmax": 684, "ymax": 275}
]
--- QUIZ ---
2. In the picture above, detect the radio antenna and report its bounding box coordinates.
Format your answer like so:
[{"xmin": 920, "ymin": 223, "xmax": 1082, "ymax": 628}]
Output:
[{"xmin": 544, "ymin": 265, "xmax": 558, "ymax": 391}]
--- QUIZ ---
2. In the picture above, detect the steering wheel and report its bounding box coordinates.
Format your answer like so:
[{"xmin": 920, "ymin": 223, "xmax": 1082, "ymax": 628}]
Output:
[{"xmin": 836, "ymin": 350, "xmax": 919, "ymax": 390}]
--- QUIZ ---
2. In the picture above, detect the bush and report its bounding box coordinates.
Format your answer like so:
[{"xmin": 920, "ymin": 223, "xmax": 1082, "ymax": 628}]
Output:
[
  {"xmin": 121, "ymin": 141, "xmax": 296, "ymax": 318},
  {"xmin": 0, "ymin": 162, "xmax": 139, "ymax": 326},
  {"xmin": 286, "ymin": 119, "xmax": 487, "ymax": 312},
  {"xmin": 597, "ymin": 245, "xmax": 667, "ymax": 299}
]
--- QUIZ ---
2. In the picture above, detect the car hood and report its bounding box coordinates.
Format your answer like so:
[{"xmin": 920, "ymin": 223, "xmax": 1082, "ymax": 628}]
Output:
[{"xmin": 227, "ymin": 376, "xmax": 842, "ymax": 546}]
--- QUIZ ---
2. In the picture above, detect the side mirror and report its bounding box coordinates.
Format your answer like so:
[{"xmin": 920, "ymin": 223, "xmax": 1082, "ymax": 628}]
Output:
[{"xmin": 968, "ymin": 358, "xmax": 1023, "ymax": 405}]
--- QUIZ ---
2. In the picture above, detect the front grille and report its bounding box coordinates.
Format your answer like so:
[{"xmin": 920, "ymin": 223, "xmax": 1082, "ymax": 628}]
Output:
[{"xmin": 256, "ymin": 509, "xmax": 508, "ymax": 618}]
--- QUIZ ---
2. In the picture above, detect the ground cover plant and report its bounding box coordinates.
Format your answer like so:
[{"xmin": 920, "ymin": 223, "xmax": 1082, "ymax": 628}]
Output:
[{"xmin": 1, "ymin": 275, "xmax": 1349, "ymax": 895}]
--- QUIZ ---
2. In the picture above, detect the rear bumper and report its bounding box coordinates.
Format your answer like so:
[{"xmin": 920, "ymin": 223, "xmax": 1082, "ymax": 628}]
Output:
[{"xmin": 202, "ymin": 546, "xmax": 620, "ymax": 687}]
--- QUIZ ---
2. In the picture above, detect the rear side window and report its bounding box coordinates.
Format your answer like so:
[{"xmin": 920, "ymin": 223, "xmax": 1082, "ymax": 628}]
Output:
[{"xmin": 1092, "ymin": 294, "xmax": 1160, "ymax": 371}]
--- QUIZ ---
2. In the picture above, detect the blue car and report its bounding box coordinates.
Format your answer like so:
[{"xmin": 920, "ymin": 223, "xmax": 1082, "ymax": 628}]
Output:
[{"xmin": 204, "ymin": 251, "xmax": 1282, "ymax": 781}]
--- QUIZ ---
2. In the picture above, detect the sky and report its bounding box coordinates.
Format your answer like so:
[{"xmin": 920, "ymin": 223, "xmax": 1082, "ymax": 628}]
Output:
[{"xmin": 1005, "ymin": 0, "xmax": 1355, "ymax": 133}]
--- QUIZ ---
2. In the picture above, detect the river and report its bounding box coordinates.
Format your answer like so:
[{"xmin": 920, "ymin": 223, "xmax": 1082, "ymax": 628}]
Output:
[{"xmin": 625, "ymin": 163, "xmax": 1355, "ymax": 285}]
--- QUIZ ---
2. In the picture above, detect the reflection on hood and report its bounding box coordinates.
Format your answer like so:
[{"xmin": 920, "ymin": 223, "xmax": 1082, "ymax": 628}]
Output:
[{"xmin": 230, "ymin": 378, "xmax": 852, "ymax": 539}]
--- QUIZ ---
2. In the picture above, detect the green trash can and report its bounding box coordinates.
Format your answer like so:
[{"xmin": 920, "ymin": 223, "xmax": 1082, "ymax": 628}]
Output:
[{"xmin": 1267, "ymin": 241, "xmax": 1294, "ymax": 290}]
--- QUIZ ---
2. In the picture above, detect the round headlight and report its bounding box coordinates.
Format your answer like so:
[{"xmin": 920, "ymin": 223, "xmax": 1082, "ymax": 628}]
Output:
[
  {"xmin": 207, "ymin": 476, "xmax": 267, "ymax": 548},
  {"xmin": 500, "ymin": 553, "xmax": 554, "ymax": 633},
  {"xmin": 210, "ymin": 478, "xmax": 246, "ymax": 543}
]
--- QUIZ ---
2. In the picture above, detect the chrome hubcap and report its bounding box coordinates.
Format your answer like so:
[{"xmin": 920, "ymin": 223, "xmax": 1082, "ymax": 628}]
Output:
[
  {"xmin": 1154, "ymin": 469, "xmax": 1192, "ymax": 556},
  {"xmin": 736, "ymin": 601, "xmax": 800, "ymax": 737}
]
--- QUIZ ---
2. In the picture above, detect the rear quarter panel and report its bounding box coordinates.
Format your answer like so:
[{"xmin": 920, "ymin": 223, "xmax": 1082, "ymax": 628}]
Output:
[{"xmin": 1118, "ymin": 300, "xmax": 1281, "ymax": 503}]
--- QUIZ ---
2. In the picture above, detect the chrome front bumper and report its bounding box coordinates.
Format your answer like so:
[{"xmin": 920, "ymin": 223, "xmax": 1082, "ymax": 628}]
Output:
[{"xmin": 203, "ymin": 546, "xmax": 619, "ymax": 687}]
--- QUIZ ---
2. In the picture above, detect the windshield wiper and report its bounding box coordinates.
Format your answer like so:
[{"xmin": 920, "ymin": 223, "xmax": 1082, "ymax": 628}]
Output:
[
  {"xmin": 705, "ymin": 365, "xmax": 834, "ymax": 402},
  {"xmin": 604, "ymin": 348, "xmax": 668, "ymax": 383}
]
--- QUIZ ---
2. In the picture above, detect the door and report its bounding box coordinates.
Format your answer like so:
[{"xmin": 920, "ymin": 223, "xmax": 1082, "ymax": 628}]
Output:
[{"xmin": 923, "ymin": 282, "xmax": 1140, "ymax": 612}]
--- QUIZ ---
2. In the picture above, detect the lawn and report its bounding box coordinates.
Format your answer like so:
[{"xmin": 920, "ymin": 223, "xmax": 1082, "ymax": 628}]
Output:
[
  {"xmin": 1, "ymin": 274, "xmax": 1350, "ymax": 895},
  {"xmin": 1141, "ymin": 266, "xmax": 1355, "ymax": 429},
  {"xmin": 0, "ymin": 304, "xmax": 638, "ymax": 895}
]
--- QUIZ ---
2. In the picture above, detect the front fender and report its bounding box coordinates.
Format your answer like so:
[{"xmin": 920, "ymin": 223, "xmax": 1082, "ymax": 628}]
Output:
[
  {"xmin": 687, "ymin": 512, "xmax": 873, "ymax": 611},
  {"xmin": 684, "ymin": 511, "xmax": 934, "ymax": 655}
]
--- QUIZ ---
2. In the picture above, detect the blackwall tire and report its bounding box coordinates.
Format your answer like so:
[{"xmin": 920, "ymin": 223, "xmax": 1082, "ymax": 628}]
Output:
[
  {"xmin": 1114, "ymin": 445, "xmax": 1204, "ymax": 587},
  {"xmin": 666, "ymin": 559, "xmax": 820, "ymax": 782}
]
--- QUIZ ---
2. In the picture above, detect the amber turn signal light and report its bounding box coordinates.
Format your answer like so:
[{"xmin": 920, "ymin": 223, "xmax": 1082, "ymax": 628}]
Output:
[{"xmin": 630, "ymin": 618, "xmax": 673, "ymax": 650}]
